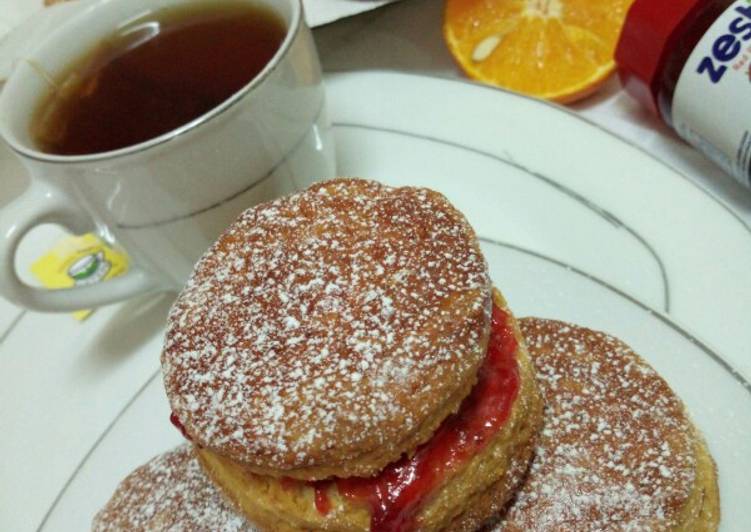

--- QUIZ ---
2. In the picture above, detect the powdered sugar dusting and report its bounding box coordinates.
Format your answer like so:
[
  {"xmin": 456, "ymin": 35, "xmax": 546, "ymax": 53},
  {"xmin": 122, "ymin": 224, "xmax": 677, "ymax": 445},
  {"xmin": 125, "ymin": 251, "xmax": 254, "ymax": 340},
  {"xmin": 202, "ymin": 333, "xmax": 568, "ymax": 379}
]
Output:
[
  {"xmin": 162, "ymin": 179, "xmax": 490, "ymax": 470},
  {"xmin": 92, "ymin": 444, "xmax": 252, "ymax": 531},
  {"xmin": 496, "ymin": 318, "xmax": 697, "ymax": 531}
]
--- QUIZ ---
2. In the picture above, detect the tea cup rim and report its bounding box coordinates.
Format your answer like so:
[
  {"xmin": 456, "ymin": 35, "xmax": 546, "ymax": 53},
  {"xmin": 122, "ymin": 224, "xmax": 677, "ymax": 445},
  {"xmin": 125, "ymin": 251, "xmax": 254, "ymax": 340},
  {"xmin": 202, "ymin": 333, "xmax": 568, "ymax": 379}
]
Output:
[{"xmin": 0, "ymin": 0, "xmax": 304, "ymax": 164}]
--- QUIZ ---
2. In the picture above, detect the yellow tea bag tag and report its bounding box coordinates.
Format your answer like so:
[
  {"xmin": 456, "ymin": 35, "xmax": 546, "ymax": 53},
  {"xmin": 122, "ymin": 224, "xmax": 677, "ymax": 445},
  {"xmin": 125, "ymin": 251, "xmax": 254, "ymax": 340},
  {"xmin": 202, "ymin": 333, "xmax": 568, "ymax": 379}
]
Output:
[{"xmin": 30, "ymin": 233, "xmax": 129, "ymax": 320}]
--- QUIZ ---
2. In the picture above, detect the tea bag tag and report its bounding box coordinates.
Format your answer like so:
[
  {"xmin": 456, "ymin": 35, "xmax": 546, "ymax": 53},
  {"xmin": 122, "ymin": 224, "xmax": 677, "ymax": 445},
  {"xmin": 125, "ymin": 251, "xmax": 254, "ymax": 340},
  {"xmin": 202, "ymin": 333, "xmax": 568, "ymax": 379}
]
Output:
[{"xmin": 30, "ymin": 233, "xmax": 129, "ymax": 320}]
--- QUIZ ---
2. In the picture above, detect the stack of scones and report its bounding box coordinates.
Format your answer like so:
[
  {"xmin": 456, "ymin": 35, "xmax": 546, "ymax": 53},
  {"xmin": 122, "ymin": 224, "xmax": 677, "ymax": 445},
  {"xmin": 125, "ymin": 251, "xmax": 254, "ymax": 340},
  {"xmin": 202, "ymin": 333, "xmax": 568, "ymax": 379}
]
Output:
[{"xmin": 93, "ymin": 179, "xmax": 719, "ymax": 532}]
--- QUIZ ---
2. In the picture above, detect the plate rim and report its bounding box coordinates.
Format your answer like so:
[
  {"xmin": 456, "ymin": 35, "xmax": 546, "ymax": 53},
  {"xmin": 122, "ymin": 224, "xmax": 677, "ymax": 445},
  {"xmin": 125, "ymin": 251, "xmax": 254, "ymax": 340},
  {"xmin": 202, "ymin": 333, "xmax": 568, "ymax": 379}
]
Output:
[{"xmin": 325, "ymin": 70, "xmax": 751, "ymax": 240}]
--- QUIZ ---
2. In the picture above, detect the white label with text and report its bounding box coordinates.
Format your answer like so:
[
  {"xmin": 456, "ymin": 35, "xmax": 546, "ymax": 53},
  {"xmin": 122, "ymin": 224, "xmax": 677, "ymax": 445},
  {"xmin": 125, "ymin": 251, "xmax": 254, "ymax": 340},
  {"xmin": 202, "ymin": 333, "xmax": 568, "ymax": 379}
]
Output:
[{"xmin": 673, "ymin": 0, "xmax": 751, "ymax": 188}]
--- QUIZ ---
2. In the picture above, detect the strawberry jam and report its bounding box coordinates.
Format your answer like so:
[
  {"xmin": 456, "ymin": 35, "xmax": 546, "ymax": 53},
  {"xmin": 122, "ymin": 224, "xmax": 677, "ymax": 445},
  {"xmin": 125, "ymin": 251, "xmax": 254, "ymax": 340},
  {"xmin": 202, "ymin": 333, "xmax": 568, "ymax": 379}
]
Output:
[
  {"xmin": 281, "ymin": 477, "xmax": 332, "ymax": 515},
  {"xmin": 170, "ymin": 412, "xmax": 193, "ymax": 441},
  {"xmin": 314, "ymin": 484, "xmax": 332, "ymax": 515},
  {"xmin": 311, "ymin": 304, "xmax": 520, "ymax": 531}
]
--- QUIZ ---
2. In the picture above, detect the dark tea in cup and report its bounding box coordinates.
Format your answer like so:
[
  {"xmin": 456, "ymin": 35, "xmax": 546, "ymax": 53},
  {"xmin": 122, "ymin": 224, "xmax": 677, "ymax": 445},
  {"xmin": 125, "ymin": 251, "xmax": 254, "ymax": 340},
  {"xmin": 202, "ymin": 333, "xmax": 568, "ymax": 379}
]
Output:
[
  {"xmin": 0, "ymin": 0, "xmax": 334, "ymax": 311},
  {"xmin": 32, "ymin": 0, "xmax": 286, "ymax": 155}
]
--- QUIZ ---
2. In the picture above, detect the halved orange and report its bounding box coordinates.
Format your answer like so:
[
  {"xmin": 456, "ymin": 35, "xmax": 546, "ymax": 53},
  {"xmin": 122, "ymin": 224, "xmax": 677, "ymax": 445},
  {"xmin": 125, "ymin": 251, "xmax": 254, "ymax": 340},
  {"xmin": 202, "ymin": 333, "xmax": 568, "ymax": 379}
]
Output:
[{"xmin": 443, "ymin": 0, "xmax": 634, "ymax": 103}]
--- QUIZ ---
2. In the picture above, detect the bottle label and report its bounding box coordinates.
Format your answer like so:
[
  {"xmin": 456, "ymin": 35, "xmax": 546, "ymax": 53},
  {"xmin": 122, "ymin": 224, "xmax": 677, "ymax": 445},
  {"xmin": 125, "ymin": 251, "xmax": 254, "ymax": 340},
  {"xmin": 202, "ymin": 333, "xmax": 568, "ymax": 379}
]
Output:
[{"xmin": 673, "ymin": 0, "xmax": 751, "ymax": 188}]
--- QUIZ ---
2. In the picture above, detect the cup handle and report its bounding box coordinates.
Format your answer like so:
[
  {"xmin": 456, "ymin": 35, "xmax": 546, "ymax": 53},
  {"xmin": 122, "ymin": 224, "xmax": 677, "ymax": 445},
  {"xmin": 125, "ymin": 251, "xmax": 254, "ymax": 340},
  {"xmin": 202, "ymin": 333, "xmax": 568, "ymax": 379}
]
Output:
[{"xmin": 0, "ymin": 180, "xmax": 160, "ymax": 312}]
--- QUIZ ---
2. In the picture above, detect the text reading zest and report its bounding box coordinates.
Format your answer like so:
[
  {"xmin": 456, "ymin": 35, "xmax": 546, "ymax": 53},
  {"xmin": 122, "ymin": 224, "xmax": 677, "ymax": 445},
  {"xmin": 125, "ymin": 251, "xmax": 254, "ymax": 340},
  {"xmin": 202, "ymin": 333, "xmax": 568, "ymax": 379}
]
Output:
[{"xmin": 697, "ymin": 4, "xmax": 751, "ymax": 83}]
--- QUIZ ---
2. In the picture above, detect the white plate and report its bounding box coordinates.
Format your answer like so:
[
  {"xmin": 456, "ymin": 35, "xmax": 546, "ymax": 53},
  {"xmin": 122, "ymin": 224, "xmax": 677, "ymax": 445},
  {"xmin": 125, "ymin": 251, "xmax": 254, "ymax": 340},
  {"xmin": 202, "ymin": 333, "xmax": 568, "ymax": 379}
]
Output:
[
  {"xmin": 38, "ymin": 242, "xmax": 751, "ymax": 530},
  {"xmin": 4, "ymin": 72, "xmax": 751, "ymax": 532}
]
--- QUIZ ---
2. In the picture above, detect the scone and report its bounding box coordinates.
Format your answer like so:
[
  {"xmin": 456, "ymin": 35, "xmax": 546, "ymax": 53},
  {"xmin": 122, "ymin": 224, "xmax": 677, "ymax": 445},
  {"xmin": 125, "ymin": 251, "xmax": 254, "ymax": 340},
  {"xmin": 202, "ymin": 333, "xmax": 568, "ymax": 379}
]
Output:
[
  {"xmin": 494, "ymin": 318, "xmax": 720, "ymax": 532},
  {"xmin": 162, "ymin": 179, "xmax": 543, "ymax": 531},
  {"xmin": 92, "ymin": 444, "xmax": 252, "ymax": 531}
]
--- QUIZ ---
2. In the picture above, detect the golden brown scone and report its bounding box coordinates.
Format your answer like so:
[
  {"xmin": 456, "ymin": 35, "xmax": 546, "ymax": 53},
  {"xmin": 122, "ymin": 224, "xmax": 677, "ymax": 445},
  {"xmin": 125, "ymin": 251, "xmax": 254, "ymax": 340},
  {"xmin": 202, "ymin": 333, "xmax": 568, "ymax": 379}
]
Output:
[
  {"xmin": 196, "ymin": 289, "xmax": 543, "ymax": 531},
  {"xmin": 162, "ymin": 178, "xmax": 492, "ymax": 480},
  {"xmin": 493, "ymin": 318, "xmax": 720, "ymax": 532},
  {"xmin": 92, "ymin": 444, "xmax": 253, "ymax": 531}
]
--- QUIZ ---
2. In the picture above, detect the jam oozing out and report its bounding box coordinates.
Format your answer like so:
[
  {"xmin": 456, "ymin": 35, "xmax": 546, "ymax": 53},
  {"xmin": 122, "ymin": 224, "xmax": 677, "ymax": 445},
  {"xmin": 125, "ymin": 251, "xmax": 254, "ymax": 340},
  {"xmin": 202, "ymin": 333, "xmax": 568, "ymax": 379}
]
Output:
[
  {"xmin": 170, "ymin": 412, "xmax": 193, "ymax": 441},
  {"xmin": 280, "ymin": 477, "xmax": 332, "ymax": 515},
  {"xmin": 309, "ymin": 304, "xmax": 520, "ymax": 531},
  {"xmin": 314, "ymin": 484, "xmax": 332, "ymax": 515}
]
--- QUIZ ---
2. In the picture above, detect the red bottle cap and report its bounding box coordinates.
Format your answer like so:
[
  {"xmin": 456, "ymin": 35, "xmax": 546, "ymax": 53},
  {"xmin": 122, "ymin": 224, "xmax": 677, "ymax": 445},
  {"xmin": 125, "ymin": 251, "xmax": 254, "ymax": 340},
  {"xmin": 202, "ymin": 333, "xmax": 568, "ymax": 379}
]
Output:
[{"xmin": 616, "ymin": 0, "xmax": 703, "ymax": 115}]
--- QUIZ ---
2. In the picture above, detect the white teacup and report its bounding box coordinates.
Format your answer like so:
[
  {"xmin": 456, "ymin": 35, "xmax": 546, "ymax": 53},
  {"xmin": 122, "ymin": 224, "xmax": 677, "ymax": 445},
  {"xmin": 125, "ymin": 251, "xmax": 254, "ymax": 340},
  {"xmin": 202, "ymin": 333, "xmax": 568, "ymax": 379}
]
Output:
[{"xmin": 0, "ymin": 0, "xmax": 334, "ymax": 312}]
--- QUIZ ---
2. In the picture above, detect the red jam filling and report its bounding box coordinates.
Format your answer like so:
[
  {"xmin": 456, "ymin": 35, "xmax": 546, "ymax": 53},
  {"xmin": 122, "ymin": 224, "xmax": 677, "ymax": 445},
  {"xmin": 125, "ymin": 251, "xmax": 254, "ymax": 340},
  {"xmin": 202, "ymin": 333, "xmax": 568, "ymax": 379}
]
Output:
[
  {"xmin": 169, "ymin": 412, "xmax": 193, "ymax": 442},
  {"xmin": 314, "ymin": 484, "xmax": 332, "ymax": 515},
  {"xmin": 304, "ymin": 304, "xmax": 520, "ymax": 531},
  {"xmin": 281, "ymin": 477, "xmax": 332, "ymax": 515}
]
